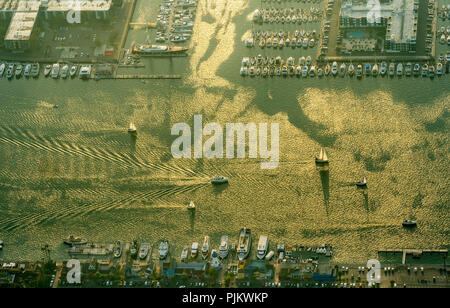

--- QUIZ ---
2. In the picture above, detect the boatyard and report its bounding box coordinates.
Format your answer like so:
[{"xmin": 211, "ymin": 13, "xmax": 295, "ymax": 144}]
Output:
[{"xmin": 1, "ymin": 231, "xmax": 448, "ymax": 288}]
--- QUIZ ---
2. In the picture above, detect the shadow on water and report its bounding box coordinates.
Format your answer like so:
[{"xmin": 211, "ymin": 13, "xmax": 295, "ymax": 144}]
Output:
[
  {"xmin": 318, "ymin": 169, "xmax": 330, "ymax": 215},
  {"xmin": 129, "ymin": 135, "xmax": 137, "ymax": 153},
  {"xmin": 189, "ymin": 210, "xmax": 195, "ymax": 233},
  {"xmin": 212, "ymin": 183, "xmax": 229, "ymax": 196}
]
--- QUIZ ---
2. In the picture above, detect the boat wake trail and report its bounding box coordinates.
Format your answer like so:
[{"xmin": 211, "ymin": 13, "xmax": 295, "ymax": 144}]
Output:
[{"xmin": 0, "ymin": 182, "xmax": 209, "ymax": 232}]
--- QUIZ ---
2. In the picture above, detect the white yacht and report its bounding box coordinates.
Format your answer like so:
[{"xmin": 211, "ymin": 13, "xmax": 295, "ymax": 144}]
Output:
[
  {"xmin": 396, "ymin": 63, "xmax": 403, "ymax": 76},
  {"xmin": 219, "ymin": 235, "xmax": 229, "ymax": 259},
  {"xmin": 23, "ymin": 64, "xmax": 32, "ymax": 77},
  {"xmin": 51, "ymin": 63, "xmax": 60, "ymax": 79},
  {"xmin": 61, "ymin": 64, "xmax": 69, "ymax": 79},
  {"xmin": 0, "ymin": 63, "xmax": 5, "ymax": 77},
  {"xmin": 201, "ymin": 236, "xmax": 210, "ymax": 260},
  {"xmin": 158, "ymin": 240, "xmax": 169, "ymax": 260},
  {"xmin": 237, "ymin": 228, "xmax": 252, "ymax": 261},
  {"xmin": 181, "ymin": 246, "xmax": 189, "ymax": 261},
  {"xmin": 331, "ymin": 61, "xmax": 338, "ymax": 76},
  {"xmin": 44, "ymin": 64, "xmax": 52, "ymax": 77},
  {"xmin": 70, "ymin": 65, "xmax": 78, "ymax": 77},
  {"xmin": 139, "ymin": 242, "xmax": 150, "ymax": 260},
  {"xmin": 79, "ymin": 65, "xmax": 92, "ymax": 79},
  {"xmin": 372, "ymin": 63, "xmax": 379, "ymax": 76},
  {"xmin": 339, "ymin": 63, "xmax": 346, "ymax": 77},
  {"xmin": 257, "ymin": 235, "xmax": 269, "ymax": 260},
  {"xmin": 191, "ymin": 242, "xmax": 199, "ymax": 258}
]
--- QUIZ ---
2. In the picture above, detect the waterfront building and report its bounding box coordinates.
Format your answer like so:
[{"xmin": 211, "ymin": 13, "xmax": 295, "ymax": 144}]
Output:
[
  {"xmin": 2, "ymin": 0, "xmax": 113, "ymax": 51},
  {"xmin": 339, "ymin": 0, "xmax": 419, "ymax": 53}
]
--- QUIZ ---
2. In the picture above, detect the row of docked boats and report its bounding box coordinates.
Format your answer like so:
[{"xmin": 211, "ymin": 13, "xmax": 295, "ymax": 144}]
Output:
[
  {"xmin": 246, "ymin": 30, "xmax": 317, "ymax": 49},
  {"xmin": 178, "ymin": 229, "xmax": 271, "ymax": 263},
  {"xmin": 0, "ymin": 63, "xmax": 40, "ymax": 79},
  {"xmin": 0, "ymin": 62, "xmax": 93, "ymax": 80},
  {"xmin": 240, "ymin": 57, "xmax": 448, "ymax": 78},
  {"xmin": 252, "ymin": 7, "xmax": 322, "ymax": 24}
]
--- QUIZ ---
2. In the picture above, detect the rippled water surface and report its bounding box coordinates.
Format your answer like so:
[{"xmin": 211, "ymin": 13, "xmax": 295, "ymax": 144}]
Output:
[{"xmin": 0, "ymin": 0, "xmax": 449, "ymax": 263}]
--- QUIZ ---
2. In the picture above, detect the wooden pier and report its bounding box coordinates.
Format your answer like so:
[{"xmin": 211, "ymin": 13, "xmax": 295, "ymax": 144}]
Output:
[
  {"xmin": 378, "ymin": 249, "xmax": 448, "ymax": 265},
  {"xmin": 93, "ymin": 74, "xmax": 182, "ymax": 80}
]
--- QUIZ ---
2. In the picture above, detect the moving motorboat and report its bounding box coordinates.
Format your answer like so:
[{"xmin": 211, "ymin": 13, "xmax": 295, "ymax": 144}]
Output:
[
  {"xmin": 402, "ymin": 220, "xmax": 417, "ymax": 228},
  {"xmin": 201, "ymin": 236, "xmax": 210, "ymax": 260},
  {"xmin": 211, "ymin": 176, "xmax": 228, "ymax": 184},
  {"xmin": 237, "ymin": 228, "xmax": 252, "ymax": 261},
  {"xmin": 219, "ymin": 235, "xmax": 229, "ymax": 259},
  {"xmin": 257, "ymin": 235, "xmax": 269, "ymax": 260}
]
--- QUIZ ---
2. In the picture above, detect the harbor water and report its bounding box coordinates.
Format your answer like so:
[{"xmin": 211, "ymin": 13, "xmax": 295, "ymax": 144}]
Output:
[{"xmin": 0, "ymin": 0, "xmax": 448, "ymax": 263}]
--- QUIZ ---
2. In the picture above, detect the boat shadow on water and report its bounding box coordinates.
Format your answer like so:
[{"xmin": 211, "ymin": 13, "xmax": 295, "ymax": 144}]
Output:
[
  {"xmin": 189, "ymin": 210, "xmax": 195, "ymax": 233},
  {"xmin": 211, "ymin": 182, "xmax": 229, "ymax": 195},
  {"xmin": 319, "ymin": 170, "xmax": 330, "ymax": 215}
]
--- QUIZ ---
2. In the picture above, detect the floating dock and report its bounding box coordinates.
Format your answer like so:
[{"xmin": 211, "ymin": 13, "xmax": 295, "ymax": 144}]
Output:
[
  {"xmin": 378, "ymin": 249, "xmax": 448, "ymax": 265},
  {"xmin": 94, "ymin": 74, "xmax": 181, "ymax": 80}
]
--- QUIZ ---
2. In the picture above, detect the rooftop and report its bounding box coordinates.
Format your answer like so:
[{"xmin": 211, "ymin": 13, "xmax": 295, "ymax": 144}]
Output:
[
  {"xmin": 4, "ymin": 9, "xmax": 39, "ymax": 41},
  {"xmin": 341, "ymin": 0, "xmax": 418, "ymax": 43},
  {"xmin": 0, "ymin": 0, "xmax": 112, "ymax": 12}
]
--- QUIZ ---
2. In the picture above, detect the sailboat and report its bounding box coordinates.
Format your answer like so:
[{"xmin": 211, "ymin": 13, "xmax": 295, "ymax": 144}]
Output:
[
  {"xmin": 356, "ymin": 176, "xmax": 367, "ymax": 187},
  {"xmin": 128, "ymin": 123, "xmax": 137, "ymax": 134},
  {"xmin": 188, "ymin": 201, "xmax": 196, "ymax": 211},
  {"xmin": 315, "ymin": 148, "xmax": 329, "ymax": 165}
]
